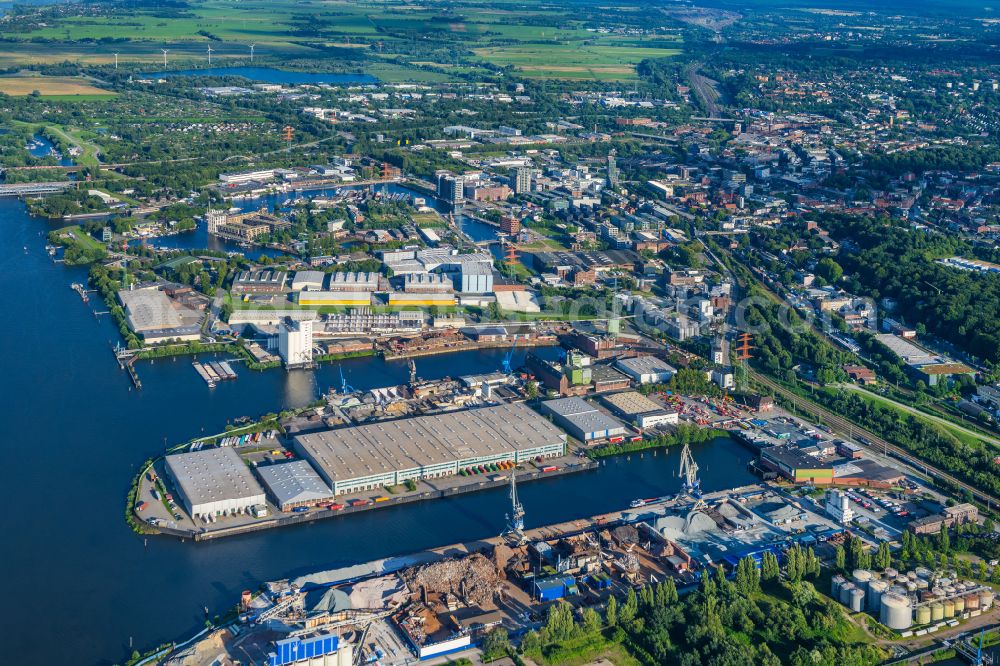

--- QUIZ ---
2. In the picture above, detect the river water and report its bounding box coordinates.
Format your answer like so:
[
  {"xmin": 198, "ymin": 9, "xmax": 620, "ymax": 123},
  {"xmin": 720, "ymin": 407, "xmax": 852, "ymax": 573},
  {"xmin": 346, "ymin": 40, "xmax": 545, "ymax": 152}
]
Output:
[
  {"xmin": 0, "ymin": 197, "xmax": 756, "ymax": 665},
  {"xmin": 139, "ymin": 67, "xmax": 377, "ymax": 86}
]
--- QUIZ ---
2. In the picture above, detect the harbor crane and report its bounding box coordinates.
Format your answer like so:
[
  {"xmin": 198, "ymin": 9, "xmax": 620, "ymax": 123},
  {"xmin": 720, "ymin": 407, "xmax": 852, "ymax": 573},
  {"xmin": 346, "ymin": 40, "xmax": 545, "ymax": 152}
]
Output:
[
  {"xmin": 501, "ymin": 473, "xmax": 526, "ymax": 546},
  {"xmin": 408, "ymin": 358, "xmax": 417, "ymax": 385},
  {"xmin": 501, "ymin": 337, "xmax": 517, "ymax": 375},
  {"xmin": 338, "ymin": 366, "xmax": 355, "ymax": 395},
  {"xmin": 679, "ymin": 442, "xmax": 701, "ymax": 499}
]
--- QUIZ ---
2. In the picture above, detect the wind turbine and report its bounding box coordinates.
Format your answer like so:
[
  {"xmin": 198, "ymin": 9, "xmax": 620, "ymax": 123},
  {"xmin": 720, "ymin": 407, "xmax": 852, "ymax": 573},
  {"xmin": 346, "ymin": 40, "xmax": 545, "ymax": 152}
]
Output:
[
  {"xmin": 161, "ymin": 48, "xmax": 169, "ymax": 68},
  {"xmin": 113, "ymin": 52, "xmax": 119, "ymax": 69},
  {"xmin": 249, "ymin": 43, "xmax": 256, "ymax": 62},
  {"xmin": 207, "ymin": 45, "xmax": 213, "ymax": 65}
]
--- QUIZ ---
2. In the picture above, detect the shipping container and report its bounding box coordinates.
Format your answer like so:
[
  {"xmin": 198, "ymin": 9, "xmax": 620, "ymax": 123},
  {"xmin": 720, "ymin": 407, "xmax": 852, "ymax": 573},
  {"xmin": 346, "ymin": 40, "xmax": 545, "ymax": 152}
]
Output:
[
  {"xmin": 542, "ymin": 465, "xmax": 559, "ymax": 473},
  {"xmin": 292, "ymin": 506, "xmax": 309, "ymax": 513},
  {"xmin": 328, "ymin": 503, "xmax": 344, "ymax": 511},
  {"xmin": 349, "ymin": 499, "xmax": 370, "ymax": 507},
  {"xmin": 374, "ymin": 496, "xmax": 389, "ymax": 503}
]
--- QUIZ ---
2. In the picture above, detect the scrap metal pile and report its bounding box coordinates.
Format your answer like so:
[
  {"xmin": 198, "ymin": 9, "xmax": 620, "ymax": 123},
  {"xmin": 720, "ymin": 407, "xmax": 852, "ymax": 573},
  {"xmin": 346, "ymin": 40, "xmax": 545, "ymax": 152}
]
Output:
[{"xmin": 402, "ymin": 553, "xmax": 502, "ymax": 608}]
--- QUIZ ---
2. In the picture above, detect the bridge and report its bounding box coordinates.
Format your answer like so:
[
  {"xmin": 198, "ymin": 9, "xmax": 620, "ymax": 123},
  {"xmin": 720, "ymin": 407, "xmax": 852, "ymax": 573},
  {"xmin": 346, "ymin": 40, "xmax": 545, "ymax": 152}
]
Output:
[{"xmin": 0, "ymin": 181, "xmax": 74, "ymax": 197}]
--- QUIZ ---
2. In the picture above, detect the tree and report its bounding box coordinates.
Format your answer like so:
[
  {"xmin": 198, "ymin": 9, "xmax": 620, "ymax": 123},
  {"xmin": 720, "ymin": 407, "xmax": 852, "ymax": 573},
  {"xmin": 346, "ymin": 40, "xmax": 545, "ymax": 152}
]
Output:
[
  {"xmin": 620, "ymin": 588, "xmax": 638, "ymax": 626},
  {"xmin": 938, "ymin": 523, "xmax": 951, "ymax": 553},
  {"xmin": 735, "ymin": 555, "xmax": 760, "ymax": 597},
  {"xmin": 761, "ymin": 551, "xmax": 780, "ymax": 583},
  {"xmin": 815, "ymin": 257, "xmax": 843, "ymax": 284},
  {"xmin": 606, "ymin": 594, "xmax": 618, "ymax": 627},
  {"xmin": 480, "ymin": 628, "xmax": 510, "ymax": 663},
  {"xmin": 875, "ymin": 542, "xmax": 892, "ymax": 570}
]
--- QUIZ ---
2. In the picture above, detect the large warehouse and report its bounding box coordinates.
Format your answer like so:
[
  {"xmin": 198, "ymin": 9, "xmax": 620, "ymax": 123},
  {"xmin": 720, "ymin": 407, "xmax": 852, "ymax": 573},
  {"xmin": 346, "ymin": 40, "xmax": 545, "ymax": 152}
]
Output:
[
  {"xmin": 293, "ymin": 403, "xmax": 566, "ymax": 495},
  {"xmin": 165, "ymin": 447, "xmax": 266, "ymax": 519},
  {"xmin": 540, "ymin": 397, "xmax": 627, "ymax": 442},
  {"xmin": 257, "ymin": 460, "xmax": 335, "ymax": 511}
]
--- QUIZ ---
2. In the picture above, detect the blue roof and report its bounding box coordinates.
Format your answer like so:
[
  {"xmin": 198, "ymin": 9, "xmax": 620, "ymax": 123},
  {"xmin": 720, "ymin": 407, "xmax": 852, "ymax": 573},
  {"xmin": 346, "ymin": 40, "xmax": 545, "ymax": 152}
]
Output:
[{"xmin": 269, "ymin": 633, "xmax": 339, "ymax": 666}]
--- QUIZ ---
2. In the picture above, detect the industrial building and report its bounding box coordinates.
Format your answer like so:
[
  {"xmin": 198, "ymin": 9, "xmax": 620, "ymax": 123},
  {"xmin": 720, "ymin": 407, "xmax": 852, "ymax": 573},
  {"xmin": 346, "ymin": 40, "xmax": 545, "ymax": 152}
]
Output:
[
  {"xmin": 165, "ymin": 447, "xmax": 266, "ymax": 519},
  {"xmin": 380, "ymin": 247, "xmax": 493, "ymax": 278},
  {"xmin": 257, "ymin": 460, "xmax": 335, "ymax": 512},
  {"xmin": 291, "ymin": 271, "xmax": 326, "ymax": 292},
  {"xmin": 403, "ymin": 274, "xmax": 454, "ymax": 293},
  {"xmin": 540, "ymin": 397, "xmax": 627, "ymax": 442},
  {"xmin": 615, "ymin": 355, "xmax": 677, "ymax": 384},
  {"xmin": 600, "ymin": 391, "xmax": 679, "ymax": 429},
  {"xmin": 278, "ymin": 318, "xmax": 314, "ymax": 368},
  {"xmin": 118, "ymin": 286, "xmax": 202, "ymax": 344},
  {"xmin": 293, "ymin": 403, "xmax": 566, "ymax": 495},
  {"xmin": 386, "ymin": 292, "xmax": 456, "ymax": 307},
  {"xmin": 268, "ymin": 632, "xmax": 352, "ymax": 666},
  {"xmin": 874, "ymin": 334, "xmax": 974, "ymax": 386},
  {"xmin": 231, "ymin": 270, "xmax": 288, "ymax": 294},
  {"xmin": 294, "ymin": 291, "xmax": 374, "ymax": 307}
]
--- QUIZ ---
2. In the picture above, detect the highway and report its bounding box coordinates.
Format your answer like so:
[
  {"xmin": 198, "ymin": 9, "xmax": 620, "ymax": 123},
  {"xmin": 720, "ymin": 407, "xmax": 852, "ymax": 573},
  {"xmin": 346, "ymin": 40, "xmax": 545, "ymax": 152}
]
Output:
[{"xmin": 750, "ymin": 370, "xmax": 1000, "ymax": 510}]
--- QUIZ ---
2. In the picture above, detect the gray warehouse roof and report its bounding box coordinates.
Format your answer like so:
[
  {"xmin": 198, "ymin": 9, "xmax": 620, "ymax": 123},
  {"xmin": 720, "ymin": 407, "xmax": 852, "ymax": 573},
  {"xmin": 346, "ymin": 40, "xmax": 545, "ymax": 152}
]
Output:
[
  {"xmin": 616, "ymin": 355, "xmax": 677, "ymax": 376},
  {"xmin": 294, "ymin": 403, "xmax": 565, "ymax": 484},
  {"xmin": 165, "ymin": 447, "xmax": 265, "ymax": 507},
  {"xmin": 119, "ymin": 287, "xmax": 183, "ymax": 332},
  {"xmin": 541, "ymin": 397, "xmax": 626, "ymax": 437},
  {"xmin": 257, "ymin": 460, "xmax": 334, "ymax": 507}
]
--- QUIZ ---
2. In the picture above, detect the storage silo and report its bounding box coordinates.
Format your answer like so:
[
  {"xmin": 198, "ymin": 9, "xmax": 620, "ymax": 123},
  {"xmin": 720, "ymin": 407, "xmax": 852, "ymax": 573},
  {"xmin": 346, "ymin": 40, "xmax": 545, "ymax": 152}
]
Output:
[
  {"xmin": 853, "ymin": 569, "xmax": 873, "ymax": 591},
  {"xmin": 896, "ymin": 575, "xmax": 909, "ymax": 585},
  {"xmin": 850, "ymin": 587, "xmax": 865, "ymax": 613},
  {"xmin": 930, "ymin": 603, "xmax": 944, "ymax": 622},
  {"xmin": 915, "ymin": 605, "xmax": 931, "ymax": 625},
  {"xmin": 881, "ymin": 593, "xmax": 912, "ymax": 630},
  {"xmin": 884, "ymin": 567, "xmax": 898, "ymax": 579},
  {"xmin": 868, "ymin": 579, "xmax": 889, "ymax": 612},
  {"xmin": 906, "ymin": 582, "xmax": 918, "ymax": 593},
  {"xmin": 979, "ymin": 590, "xmax": 994, "ymax": 610},
  {"xmin": 915, "ymin": 579, "xmax": 929, "ymax": 591},
  {"xmin": 907, "ymin": 571, "xmax": 918, "ymax": 581},
  {"xmin": 831, "ymin": 575, "xmax": 846, "ymax": 600},
  {"xmin": 915, "ymin": 567, "xmax": 932, "ymax": 579},
  {"xmin": 840, "ymin": 582, "xmax": 855, "ymax": 606},
  {"xmin": 966, "ymin": 593, "xmax": 980, "ymax": 611},
  {"xmin": 943, "ymin": 600, "xmax": 955, "ymax": 618},
  {"xmin": 953, "ymin": 595, "xmax": 965, "ymax": 614}
]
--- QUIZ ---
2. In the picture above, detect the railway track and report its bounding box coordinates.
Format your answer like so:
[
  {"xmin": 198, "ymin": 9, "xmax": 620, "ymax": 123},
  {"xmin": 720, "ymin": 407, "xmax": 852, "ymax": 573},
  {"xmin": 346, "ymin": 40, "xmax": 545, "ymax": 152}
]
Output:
[{"xmin": 751, "ymin": 370, "xmax": 1000, "ymax": 510}]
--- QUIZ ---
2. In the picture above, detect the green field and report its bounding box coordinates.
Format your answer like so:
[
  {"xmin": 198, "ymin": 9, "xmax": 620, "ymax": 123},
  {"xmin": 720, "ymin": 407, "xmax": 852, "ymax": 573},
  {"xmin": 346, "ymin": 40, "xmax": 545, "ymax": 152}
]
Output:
[{"xmin": 0, "ymin": 0, "xmax": 682, "ymax": 81}]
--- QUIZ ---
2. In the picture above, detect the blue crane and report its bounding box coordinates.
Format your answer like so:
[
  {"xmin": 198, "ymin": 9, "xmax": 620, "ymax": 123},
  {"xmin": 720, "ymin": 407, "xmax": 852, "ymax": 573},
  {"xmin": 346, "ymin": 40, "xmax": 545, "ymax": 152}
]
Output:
[
  {"xmin": 339, "ymin": 366, "xmax": 355, "ymax": 394},
  {"xmin": 501, "ymin": 336, "xmax": 517, "ymax": 375}
]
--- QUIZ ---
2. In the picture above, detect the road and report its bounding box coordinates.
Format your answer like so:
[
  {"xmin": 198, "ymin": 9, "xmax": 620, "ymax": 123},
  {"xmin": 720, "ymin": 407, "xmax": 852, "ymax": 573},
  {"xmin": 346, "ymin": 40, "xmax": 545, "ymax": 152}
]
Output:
[
  {"xmin": 751, "ymin": 371, "xmax": 1000, "ymax": 510},
  {"xmin": 837, "ymin": 383, "xmax": 1000, "ymax": 449}
]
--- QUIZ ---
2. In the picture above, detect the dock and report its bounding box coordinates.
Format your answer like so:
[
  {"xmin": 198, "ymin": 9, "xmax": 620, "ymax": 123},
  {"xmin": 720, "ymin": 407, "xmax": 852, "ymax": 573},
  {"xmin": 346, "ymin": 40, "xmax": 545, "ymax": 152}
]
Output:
[{"xmin": 193, "ymin": 360, "xmax": 238, "ymax": 387}]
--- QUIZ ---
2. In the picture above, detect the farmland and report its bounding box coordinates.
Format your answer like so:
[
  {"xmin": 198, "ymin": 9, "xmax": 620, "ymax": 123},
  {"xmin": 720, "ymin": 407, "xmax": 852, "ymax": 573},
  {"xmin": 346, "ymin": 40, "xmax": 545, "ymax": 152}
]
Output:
[
  {"xmin": 0, "ymin": 0, "xmax": 682, "ymax": 80},
  {"xmin": 0, "ymin": 76, "xmax": 115, "ymax": 97}
]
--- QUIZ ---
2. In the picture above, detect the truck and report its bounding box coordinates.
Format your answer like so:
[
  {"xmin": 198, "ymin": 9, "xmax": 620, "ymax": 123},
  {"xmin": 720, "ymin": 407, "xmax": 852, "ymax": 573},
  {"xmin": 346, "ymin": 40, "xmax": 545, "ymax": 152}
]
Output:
[
  {"xmin": 135, "ymin": 501, "xmax": 148, "ymax": 512},
  {"xmin": 327, "ymin": 503, "xmax": 344, "ymax": 511},
  {"xmin": 349, "ymin": 499, "xmax": 370, "ymax": 507}
]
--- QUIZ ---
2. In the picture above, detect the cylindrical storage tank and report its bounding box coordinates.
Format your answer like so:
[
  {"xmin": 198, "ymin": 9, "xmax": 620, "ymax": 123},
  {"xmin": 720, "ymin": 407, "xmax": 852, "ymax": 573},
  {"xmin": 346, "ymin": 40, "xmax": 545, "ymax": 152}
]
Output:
[
  {"xmin": 890, "ymin": 585, "xmax": 909, "ymax": 599},
  {"xmin": 980, "ymin": 591, "xmax": 994, "ymax": 610},
  {"xmin": 907, "ymin": 571, "xmax": 918, "ymax": 581},
  {"xmin": 868, "ymin": 579, "xmax": 889, "ymax": 612},
  {"xmin": 916, "ymin": 605, "xmax": 931, "ymax": 625},
  {"xmin": 906, "ymin": 582, "xmax": 918, "ymax": 593},
  {"xmin": 915, "ymin": 579, "xmax": 929, "ymax": 591},
  {"xmin": 853, "ymin": 569, "xmax": 873, "ymax": 590},
  {"xmin": 944, "ymin": 600, "xmax": 955, "ymax": 618},
  {"xmin": 930, "ymin": 603, "xmax": 944, "ymax": 622},
  {"xmin": 931, "ymin": 587, "xmax": 945, "ymax": 598},
  {"xmin": 944, "ymin": 586, "xmax": 956, "ymax": 597},
  {"xmin": 840, "ymin": 582, "xmax": 855, "ymax": 606},
  {"xmin": 882, "ymin": 593, "xmax": 913, "ymax": 630},
  {"xmin": 884, "ymin": 567, "xmax": 898, "ymax": 579},
  {"xmin": 953, "ymin": 596, "xmax": 966, "ymax": 614},
  {"xmin": 938, "ymin": 578, "xmax": 952, "ymax": 588},
  {"xmin": 896, "ymin": 575, "xmax": 909, "ymax": 585},
  {"xmin": 915, "ymin": 567, "xmax": 932, "ymax": 579},
  {"xmin": 966, "ymin": 593, "xmax": 980, "ymax": 610},
  {"xmin": 831, "ymin": 575, "xmax": 846, "ymax": 600},
  {"xmin": 850, "ymin": 588, "xmax": 865, "ymax": 613}
]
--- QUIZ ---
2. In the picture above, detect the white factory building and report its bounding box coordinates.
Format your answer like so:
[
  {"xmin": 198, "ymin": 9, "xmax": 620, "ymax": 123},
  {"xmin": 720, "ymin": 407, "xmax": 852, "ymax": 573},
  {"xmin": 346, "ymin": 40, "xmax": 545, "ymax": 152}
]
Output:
[
  {"xmin": 278, "ymin": 318, "xmax": 314, "ymax": 368},
  {"xmin": 293, "ymin": 403, "xmax": 566, "ymax": 495},
  {"xmin": 616, "ymin": 355, "xmax": 677, "ymax": 384},
  {"xmin": 165, "ymin": 447, "xmax": 266, "ymax": 519}
]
